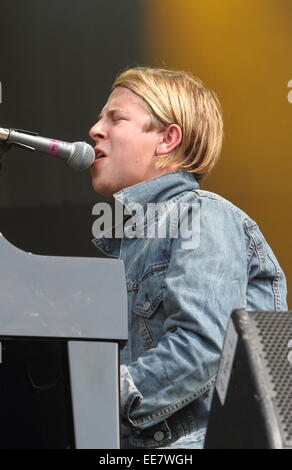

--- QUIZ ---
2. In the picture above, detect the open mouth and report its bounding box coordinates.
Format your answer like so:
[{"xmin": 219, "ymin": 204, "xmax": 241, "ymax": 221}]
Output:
[
  {"xmin": 92, "ymin": 148, "xmax": 108, "ymax": 165},
  {"xmin": 95, "ymin": 151, "xmax": 107, "ymax": 159}
]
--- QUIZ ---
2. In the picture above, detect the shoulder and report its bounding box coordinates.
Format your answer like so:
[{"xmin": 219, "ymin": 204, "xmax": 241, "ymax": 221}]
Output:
[
  {"xmin": 194, "ymin": 189, "xmax": 253, "ymax": 222},
  {"xmin": 169, "ymin": 188, "xmax": 256, "ymax": 229}
]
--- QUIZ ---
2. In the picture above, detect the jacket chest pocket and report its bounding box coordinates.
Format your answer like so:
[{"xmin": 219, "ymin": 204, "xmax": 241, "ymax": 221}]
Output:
[{"xmin": 133, "ymin": 270, "xmax": 166, "ymax": 349}]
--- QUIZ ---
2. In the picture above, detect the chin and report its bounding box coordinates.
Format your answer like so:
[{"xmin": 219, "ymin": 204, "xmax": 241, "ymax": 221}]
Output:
[
  {"xmin": 91, "ymin": 179, "xmax": 114, "ymax": 197},
  {"xmin": 92, "ymin": 184, "xmax": 114, "ymax": 197}
]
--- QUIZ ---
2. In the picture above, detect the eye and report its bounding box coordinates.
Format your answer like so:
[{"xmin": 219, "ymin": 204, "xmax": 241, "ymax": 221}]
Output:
[{"xmin": 113, "ymin": 115, "xmax": 125, "ymax": 121}]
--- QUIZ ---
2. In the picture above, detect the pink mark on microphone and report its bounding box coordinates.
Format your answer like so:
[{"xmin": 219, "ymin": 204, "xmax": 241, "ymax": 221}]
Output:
[{"xmin": 48, "ymin": 139, "xmax": 61, "ymax": 155}]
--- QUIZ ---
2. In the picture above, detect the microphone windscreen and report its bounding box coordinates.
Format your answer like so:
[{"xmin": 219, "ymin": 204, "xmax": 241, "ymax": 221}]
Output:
[{"xmin": 67, "ymin": 142, "xmax": 95, "ymax": 170}]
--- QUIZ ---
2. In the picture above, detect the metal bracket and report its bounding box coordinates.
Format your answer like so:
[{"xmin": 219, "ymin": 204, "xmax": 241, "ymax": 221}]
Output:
[{"xmin": 8, "ymin": 128, "xmax": 39, "ymax": 152}]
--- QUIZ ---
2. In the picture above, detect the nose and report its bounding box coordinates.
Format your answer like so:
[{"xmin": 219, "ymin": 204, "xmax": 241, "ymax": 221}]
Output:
[{"xmin": 88, "ymin": 120, "xmax": 107, "ymax": 142}]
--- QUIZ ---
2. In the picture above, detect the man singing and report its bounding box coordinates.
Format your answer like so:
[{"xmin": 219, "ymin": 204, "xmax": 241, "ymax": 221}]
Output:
[{"xmin": 89, "ymin": 67, "xmax": 287, "ymax": 448}]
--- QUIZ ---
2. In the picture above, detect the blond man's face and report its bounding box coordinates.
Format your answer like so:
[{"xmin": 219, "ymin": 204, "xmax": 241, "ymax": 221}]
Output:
[{"xmin": 89, "ymin": 86, "xmax": 170, "ymax": 197}]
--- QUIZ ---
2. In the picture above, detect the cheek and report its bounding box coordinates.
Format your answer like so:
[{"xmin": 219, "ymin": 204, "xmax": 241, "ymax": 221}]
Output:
[
  {"xmin": 112, "ymin": 130, "xmax": 135, "ymax": 153},
  {"xmin": 113, "ymin": 137, "xmax": 141, "ymax": 162},
  {"xmin": 111, "ymin": 127, "xmax": 156, "ymax": 164}
]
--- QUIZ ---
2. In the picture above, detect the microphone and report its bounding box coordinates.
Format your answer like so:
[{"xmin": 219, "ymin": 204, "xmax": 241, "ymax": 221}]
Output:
[{"xmin": 0, "ymin": 126, "xmax": 95, "ymax": 170}]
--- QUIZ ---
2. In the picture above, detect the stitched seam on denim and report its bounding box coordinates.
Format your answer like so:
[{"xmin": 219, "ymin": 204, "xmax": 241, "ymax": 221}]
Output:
[
  {"xmin": 242, "ymin": 219, "xmax": 259, "ymax": 266},
  {"xmin": 165, "ymin": 191, "xmax": 200, "ymax": 239},
  {"xmin": 131, "ymin": 375, "xmax": 216, "ymax": 426},
  {"xmin": 176, "ymin": 432, "xmax": 206, "ymax": 443},
  {"xmin": 127, "ymin": 282, "xmax": 139, "ymax": 292},
  {"xmin": 174, "ymin": 422, "xmax": 185, "ymax": 440},
  {"xmin": 130, "ymin": 421, "xmax": 172, "ymax": 447},
  {"xmin": 246, "ymin": 241, "xmax": 255, "ymax": 265},
  {"xmin": 126, "ymin": 204, "xmax": 168, "ymax": 232},
  {"xmin": 134, "ymin": 292, "xmax": 164, "ymax": 316},
  {"xmin": 124, "ymin": 392, "xmax": 143, "ymax": 428},
  {"xmin": 142, "ymin": 262, "xmax": 169, "ymax": 280},
  {"xmin": 165, "ymin": 190, "xmax": 198, "ymax": 207},
  {"xmin": 138, "ymin": 317, "xmax": 155, "ymax": 348},
  {"xmin": 127, "ymin": 191, "xmax": 200, "ymax": 232},
  {"xmin": 246, "ymin": 229, "xmax": 281, "ymax": 309},
  {"xmin": 131, "ymin": 435, "xmax": 172, "ymax": 448},
  {"xmin": 266, "ymin": 252, "xmax": 281, "ymax": 310},
  {"xmin": 194, "ymin": 190, "xmax": 257, "ymax": 226},
  {"xmin": 247, "ymin": 229, "xmax": 265, "ymax": 274}
]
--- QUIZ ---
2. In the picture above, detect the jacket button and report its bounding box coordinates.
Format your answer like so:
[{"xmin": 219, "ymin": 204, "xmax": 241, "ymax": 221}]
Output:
[
  {"xmin": 144, "ymin": 301, "xmax": 151, "ymax": 311},
  {"xmin": 153, "ymin": 431, "xmax": 165, "ymax": 442}
]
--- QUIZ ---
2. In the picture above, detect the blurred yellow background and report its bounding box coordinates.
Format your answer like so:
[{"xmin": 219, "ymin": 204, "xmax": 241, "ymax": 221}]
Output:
[{"xmin": 145, "ymin": 0, "xmax": 292, "ymax": 307}]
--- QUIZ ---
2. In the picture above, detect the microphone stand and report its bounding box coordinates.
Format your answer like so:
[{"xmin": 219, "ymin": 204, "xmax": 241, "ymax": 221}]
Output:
[{"xmin": 0, "ymin": 128, "xmax": 38, "ymax": 170}]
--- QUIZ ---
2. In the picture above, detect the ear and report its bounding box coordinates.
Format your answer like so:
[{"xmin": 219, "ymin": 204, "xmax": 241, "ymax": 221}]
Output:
[{"xmin": 155, "ymin": 124, "xmax": 182, "ymax": 156}]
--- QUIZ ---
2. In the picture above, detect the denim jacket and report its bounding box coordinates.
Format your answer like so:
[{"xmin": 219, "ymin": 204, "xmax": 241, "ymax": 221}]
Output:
[{"xmin": 92, "ymin": 170, "xmax": 287, "ymax": 449}]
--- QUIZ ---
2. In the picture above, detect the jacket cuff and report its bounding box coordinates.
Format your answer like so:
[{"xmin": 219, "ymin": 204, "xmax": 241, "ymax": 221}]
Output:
[{"xmin": 120, "ymin": 364, "xmax": 143, "ymax": 426}]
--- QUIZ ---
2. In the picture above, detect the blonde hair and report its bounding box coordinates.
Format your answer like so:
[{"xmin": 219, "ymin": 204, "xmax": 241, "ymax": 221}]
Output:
[{"xmin": 112, "ymin": 67, "xmax": 223, "ymax": 181}]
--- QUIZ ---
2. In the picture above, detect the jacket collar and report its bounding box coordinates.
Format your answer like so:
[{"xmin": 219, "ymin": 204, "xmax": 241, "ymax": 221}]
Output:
[
  {"xmin": 114, "ymin": 170, "xmax": 199, "ymax": 213},
  {"xmin": 92, "ymin": 170, "xmax": 199, "ymax": 256}
]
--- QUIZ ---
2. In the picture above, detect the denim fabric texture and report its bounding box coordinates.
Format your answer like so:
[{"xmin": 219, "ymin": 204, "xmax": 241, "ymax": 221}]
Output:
[{"xmin": 92, "ymin": 170, "xmax": 287, "ymax": 449}]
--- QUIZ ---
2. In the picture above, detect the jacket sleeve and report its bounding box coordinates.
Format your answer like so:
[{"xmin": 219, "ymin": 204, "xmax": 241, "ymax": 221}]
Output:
[{"xmin": 120, "ymin": 196, "xmax": 287, "ymax": 429}]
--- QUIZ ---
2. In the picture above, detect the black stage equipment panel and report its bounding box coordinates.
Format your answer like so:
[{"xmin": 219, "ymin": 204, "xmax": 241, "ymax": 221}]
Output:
[
  {"xmin": 0, "ymin": 340, "xmax": 73, "ymax": 449},
  {"xmin": 204, "ymin": 309, "xmax": 292, "ymax": 449}
]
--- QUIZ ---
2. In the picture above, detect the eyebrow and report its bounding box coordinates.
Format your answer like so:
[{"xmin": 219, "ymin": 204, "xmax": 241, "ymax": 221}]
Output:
[{"xmin": 98, "ymin": 107, "xmax": 125, "ymax": 120}]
